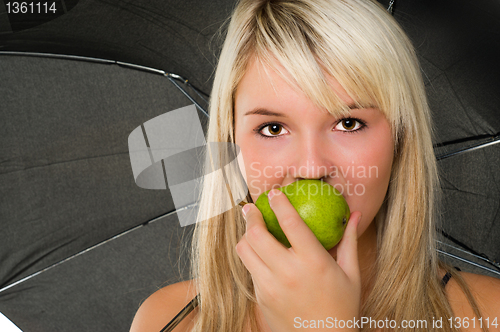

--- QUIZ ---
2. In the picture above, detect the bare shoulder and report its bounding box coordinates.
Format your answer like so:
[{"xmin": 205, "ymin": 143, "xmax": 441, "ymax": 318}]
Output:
[
  {"xmin": 446, "ymin": 271, "xmax": 500, "ymax": 331},
  {"xmin": 129, "ymin": 280, "xmax": 199, "ymax": 332}
]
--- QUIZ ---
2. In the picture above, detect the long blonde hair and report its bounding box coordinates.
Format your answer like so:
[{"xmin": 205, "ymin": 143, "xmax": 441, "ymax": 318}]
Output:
[{"xmin": 189, "ymin": 0, "xmax": 485, "ymax": 331}]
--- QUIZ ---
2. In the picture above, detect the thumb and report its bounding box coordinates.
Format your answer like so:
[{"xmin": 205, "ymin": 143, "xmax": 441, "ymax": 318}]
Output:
[{"xmin": 335, "ymin": 211, "xmax": 361, "ymax": 281}]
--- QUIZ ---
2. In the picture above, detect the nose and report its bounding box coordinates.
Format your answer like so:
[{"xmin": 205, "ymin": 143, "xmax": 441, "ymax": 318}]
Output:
[{"xmin": 285, "ymin": 134, "xmax": 333, "ymax": 183}]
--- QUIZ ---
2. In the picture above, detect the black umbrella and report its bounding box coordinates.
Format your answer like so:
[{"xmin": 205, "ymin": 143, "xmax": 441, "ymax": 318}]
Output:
[
  {"xmin": 0, "ymin": 0, "xmax": 499, "ymax": 331},
  {"xmin": 381, "ymin": 0, "xmax": 500, "ymax": 273}
]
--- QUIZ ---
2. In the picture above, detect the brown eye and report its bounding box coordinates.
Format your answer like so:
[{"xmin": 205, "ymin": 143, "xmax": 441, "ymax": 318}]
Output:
[
  {"xmin": 342, "ymin": 119, "xmax": 356, "ymax": 130},
  {"xmin": 334, "ymin": 118, "xmax": 364, "ymax": 132},
  {"xmin": 260, "ymin": 123, "xmax": 288, "ymax": 137},
  {"xmin": 269, "ymin": 124, "xmax": 282, "ymax": 135}
]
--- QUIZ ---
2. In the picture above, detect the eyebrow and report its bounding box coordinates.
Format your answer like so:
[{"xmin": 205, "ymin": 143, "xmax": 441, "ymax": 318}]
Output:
[
  {"xmin": 244, "ymin": 103, "xmax": 366, "ymax": 117},
  {"xmin": 244, "ymin": 108, "xmax": 288, "ymax": 117}
]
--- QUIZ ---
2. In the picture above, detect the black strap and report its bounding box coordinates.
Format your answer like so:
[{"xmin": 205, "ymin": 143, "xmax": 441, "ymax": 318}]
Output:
[
  {"xmin": 442, "ymin": 267, "xmax": 461, "ymax": 288},
  {"xmin": 160, "ymin": 293, "xmax": 200, "ymax": 332}
]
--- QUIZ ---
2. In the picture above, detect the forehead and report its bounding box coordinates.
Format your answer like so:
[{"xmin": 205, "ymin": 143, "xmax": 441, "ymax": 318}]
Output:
[{"xmin": 234, "ymin": 56, "xmax": 356, "ymax": 116}]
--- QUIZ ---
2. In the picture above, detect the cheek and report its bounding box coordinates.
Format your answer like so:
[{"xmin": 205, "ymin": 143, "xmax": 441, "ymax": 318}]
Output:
[
  {"xmin": 237, "ymin": 142, "xmax": 288, "ymax": 200},
  {"xmin": 357, "ymin": 139, "xmax": 393, "ymax": 193},
  {"xmin": 344, "ymin": 132, "xmax": 394, "ymax": 232}
]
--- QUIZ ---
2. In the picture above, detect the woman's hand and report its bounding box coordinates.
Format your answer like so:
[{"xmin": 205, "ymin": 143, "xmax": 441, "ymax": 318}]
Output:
[{"xmin": 235, "ymin": 189, "xmax": 362, "ymax": 332}]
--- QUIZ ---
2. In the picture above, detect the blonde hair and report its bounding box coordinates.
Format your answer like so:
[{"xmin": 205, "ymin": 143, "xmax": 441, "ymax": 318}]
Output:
[{"xmin": 189, "ymin": 0, "xmax": 486, "ymax": 331}]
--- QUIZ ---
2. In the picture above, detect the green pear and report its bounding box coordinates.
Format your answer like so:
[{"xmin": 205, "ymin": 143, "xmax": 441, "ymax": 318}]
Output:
[{"xmin": 255, "ymin": 179, "xmax": 350, "ymax": 250}]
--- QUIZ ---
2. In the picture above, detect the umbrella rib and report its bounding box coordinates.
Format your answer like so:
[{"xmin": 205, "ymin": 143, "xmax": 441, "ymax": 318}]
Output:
[
  {"xmin": 387, "ymin": 0, "xmax": 396, "ymax": 15},
  {"xmin": 433, "ymin": 132, "xmax": 498, "ymax": 149},
  {"xmin": 167, "ymin": 73, "xmax": 210, "ymax": 102},
  {"xmin": 0, "ymin": 202, "xmax": 199, "ymax": 294},
  {"xmin": 186, "ymin": 81, "xmax": 209, "ymax": 104},
  {"xmin": 166, "ymin": 74, "xmax": 209, "ymax": 118},
  {"xmin": 0, "ymin": 51, "xmax": 210, "ymax": 117},
  {"xmin": 0, "ymin": 51, "xmax": 115, "ymax": 64},
  {"xmin": 435, "ymin": 133, "xmax": 500, "ymax": 160},
  {"xmin": 437, "ymin": 240, "xmax": 500, "ymax": 271},
  {"xmin": 439, "ymin": 229, "xmax": 500, "ymax": 270},
  {"xmin": 437, "ymin": 249, "xmax": 500, "ymax": 277}
]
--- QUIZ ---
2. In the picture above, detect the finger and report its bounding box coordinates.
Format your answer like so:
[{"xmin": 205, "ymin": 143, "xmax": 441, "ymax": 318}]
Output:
[
  {"xmin": 335, "ymin": 211, "xmax": 362, "ymax": 280},
  {"xmin": 242, "ymin": 203, "xmax": 289, "ymax": 266},
  {"xmin": 235, "ymin": 236, "xmax": 271, "ymax": 277},
  {"xmin": 268, "ymin": 189, "xmax": 326, "ymax": 257}
]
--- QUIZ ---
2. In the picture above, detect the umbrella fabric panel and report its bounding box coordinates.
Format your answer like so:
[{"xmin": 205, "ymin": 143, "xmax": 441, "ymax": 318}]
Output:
[
  {"xmin": 393, "ymin": 0, "xmax": 500, "ymax": 144},
  {"xmin": 0, "ymin": 0, "xmax": 237, "ymax": 94},
  {"xmin": 385, "ymin": 0, "xmax": 500, "ymax": 266},
  {"xmin": 0, "ymin": 210, "xmax": 194, "ymax": 332},
  {"xmin": 424, "ymin": 53, "xmax": 500, "ymax": 144},
  {"xmin": 438, "ymin": 145, "xmax": 500, "ymax": 263},
  {"xmin": 0, "ymin": 55, "xmax": 196, "ymax": 289}
]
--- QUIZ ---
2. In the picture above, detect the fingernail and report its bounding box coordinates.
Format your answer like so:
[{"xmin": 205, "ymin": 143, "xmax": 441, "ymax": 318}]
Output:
[
  {"xmin": 268, "ymin": 189, "xmax": 278, "ymax": 200},
  {"xmin": 357, "ymin": 214, "xmax": 362, "ymax": 225},
  {"xmin": 242, "ymin": 204, "xmax": 251, "ymax": 216}
]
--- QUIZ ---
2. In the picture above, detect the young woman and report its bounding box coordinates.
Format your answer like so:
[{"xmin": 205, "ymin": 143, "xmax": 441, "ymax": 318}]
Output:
[{"xmin": 130, "ymin": 0, "xmax": 500, "ymax": 331}]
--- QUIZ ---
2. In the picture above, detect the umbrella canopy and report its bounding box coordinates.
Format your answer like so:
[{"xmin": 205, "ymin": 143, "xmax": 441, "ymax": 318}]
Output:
[
  {"xmin": 381, "ymin": 0, "xmax": 500, "ymax": 270},
  {"xmin": 1, "ymin": 0, "xmax": 499, "ymax": 331}
]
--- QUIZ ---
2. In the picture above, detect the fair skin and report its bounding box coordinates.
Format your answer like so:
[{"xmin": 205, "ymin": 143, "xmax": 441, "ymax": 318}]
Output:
[{"xmin": 129, "ymin": 56, "xmax": 500, "ymax": 332}]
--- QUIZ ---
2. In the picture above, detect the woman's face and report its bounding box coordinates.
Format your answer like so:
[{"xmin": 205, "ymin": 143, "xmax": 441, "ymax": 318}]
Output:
[{"xmin": 234, "ymin": 57, "xmax": 394, "ymax": 237}]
